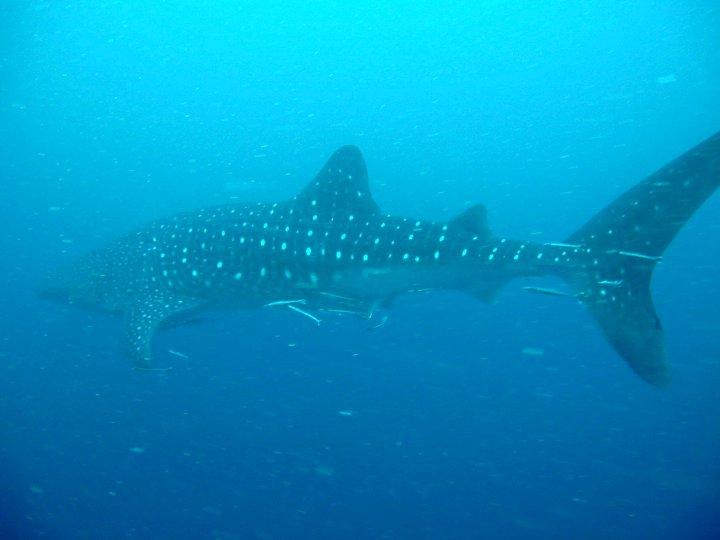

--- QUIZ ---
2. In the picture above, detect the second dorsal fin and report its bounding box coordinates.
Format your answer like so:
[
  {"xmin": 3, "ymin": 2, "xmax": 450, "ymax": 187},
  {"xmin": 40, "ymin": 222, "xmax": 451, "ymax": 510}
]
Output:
[{"xmin": 450, "ymin": 204, "xmax": 492, "ymax": 239}]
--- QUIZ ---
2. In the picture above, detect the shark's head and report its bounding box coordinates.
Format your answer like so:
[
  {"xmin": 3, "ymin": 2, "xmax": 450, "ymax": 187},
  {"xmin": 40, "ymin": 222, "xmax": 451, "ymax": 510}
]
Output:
[
  {"xmin": 37, "ymin": 262, "xmax": 82, "ymax": 306},
  {"xmin": 37, "ymin": 252, "xmax": 117, "ymax": 312}
]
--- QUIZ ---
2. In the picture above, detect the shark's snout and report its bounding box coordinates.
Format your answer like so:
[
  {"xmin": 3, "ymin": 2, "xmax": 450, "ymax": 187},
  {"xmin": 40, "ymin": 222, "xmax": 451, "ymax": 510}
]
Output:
[{"xmin": 37, "ymin": 268, "xmax": 74, "ymax": 305}]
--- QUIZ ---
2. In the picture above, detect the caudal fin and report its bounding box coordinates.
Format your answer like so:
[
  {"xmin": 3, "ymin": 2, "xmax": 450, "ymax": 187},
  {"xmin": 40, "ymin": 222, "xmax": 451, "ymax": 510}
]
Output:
[{"xmin": 565, "ymin": 131, "xmax": 720, "ymax": 385}]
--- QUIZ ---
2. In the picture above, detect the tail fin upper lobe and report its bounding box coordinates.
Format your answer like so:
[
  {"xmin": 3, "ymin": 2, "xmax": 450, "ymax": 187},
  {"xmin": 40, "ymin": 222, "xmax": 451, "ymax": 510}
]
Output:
[{"xmin": 565, "ymin": 131, "xmax": 720, "ymax": 385}]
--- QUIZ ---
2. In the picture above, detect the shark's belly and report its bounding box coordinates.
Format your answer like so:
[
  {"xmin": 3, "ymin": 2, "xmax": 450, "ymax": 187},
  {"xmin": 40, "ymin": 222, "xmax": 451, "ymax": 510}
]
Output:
[{"xmin": 327, "ymin": 264, "xmax": 476, "ymax": 300}]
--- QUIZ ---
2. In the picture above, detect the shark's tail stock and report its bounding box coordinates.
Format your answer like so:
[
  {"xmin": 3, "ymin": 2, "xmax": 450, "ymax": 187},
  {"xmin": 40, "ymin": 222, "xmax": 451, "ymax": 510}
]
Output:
[{"xmin": 559, "ymin": 131, "xmax": 720, "ymax": 385}]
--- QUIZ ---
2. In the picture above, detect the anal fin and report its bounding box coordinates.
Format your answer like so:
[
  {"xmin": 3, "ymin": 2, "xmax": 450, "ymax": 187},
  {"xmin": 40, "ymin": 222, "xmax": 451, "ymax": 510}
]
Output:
[{"xmin": 472, "ymin": 278, "xmax": 509, "ymax": 303}]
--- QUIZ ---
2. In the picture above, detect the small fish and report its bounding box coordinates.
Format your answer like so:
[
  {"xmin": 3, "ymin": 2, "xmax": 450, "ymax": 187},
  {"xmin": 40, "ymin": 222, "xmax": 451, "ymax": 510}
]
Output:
[
  {"xmin": 656, "ymin": 74, "xmax": 677, "ymax": 85},
  {"xmin": 287, "ymin": 304, "xmax": 321, "ymax": 325},
  {"xmin": 314, "ymin": 465, "xmax": 334, "ymax": 477},
  {"xmin": 606, "ymin": 249, "xmax": 662, "ymax": 262},
  {"xmin": 523, "ymin": 286, "xmax": 576, "ymax": 298}
]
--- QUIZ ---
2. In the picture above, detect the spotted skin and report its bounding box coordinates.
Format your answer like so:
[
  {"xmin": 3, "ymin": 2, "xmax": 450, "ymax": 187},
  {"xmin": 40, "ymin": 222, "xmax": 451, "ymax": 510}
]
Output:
[{"xmin": 41, "ymin": 133, "xmax": 720, "ymax": 384}]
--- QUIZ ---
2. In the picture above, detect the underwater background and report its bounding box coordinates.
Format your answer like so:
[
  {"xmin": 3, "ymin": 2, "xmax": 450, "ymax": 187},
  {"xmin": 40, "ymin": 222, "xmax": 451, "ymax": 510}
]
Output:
[{"xmin": 2, "ymin": 1, "xmax": 720, "ymax": 538}]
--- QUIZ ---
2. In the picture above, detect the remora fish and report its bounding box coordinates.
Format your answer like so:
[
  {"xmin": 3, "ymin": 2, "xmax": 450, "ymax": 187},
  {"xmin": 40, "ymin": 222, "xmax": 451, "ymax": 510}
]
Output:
[{"xmin": 40, "ymin": 132, "xmax": 720, "ymax": 385}]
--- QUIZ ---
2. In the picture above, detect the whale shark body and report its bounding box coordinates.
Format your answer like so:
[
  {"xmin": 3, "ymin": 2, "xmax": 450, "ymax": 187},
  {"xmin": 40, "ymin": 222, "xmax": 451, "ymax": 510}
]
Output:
[{"xmin": 42, "ymin": 132, "xmax": 720, "ymax": 385}]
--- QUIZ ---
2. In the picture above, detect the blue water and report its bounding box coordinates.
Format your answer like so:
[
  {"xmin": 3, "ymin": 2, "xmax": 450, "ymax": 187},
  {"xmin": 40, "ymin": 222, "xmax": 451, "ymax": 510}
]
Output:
[{"xmin": 2, "ymin": 2, "xmax": 720, "ymax": 539}]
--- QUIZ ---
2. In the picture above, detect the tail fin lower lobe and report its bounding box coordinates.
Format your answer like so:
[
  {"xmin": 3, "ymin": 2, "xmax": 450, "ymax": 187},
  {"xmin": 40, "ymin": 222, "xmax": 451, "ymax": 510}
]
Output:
[{"xmin": 565, "ymin": 131, "xmax": 720, "ymax": 385}]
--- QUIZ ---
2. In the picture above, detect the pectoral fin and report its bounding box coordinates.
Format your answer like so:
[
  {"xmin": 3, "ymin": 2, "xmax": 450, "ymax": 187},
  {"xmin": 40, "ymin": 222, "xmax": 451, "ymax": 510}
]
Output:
[{"xmin": 124, "ymin": 293, "xmax": 203, "ymax": 369}]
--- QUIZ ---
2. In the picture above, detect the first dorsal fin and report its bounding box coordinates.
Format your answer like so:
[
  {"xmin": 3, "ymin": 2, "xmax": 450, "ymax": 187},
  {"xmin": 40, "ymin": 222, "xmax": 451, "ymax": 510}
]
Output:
[{"xmin": 295, "ymin": 145, "xmax": 380, "ymax": 221}]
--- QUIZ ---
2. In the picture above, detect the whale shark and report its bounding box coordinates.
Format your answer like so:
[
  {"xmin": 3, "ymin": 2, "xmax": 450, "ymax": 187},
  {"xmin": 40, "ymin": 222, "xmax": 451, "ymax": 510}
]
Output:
[{"xmin": 41, "ymin": 131, "xmax": 720, "ymax": 385}]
